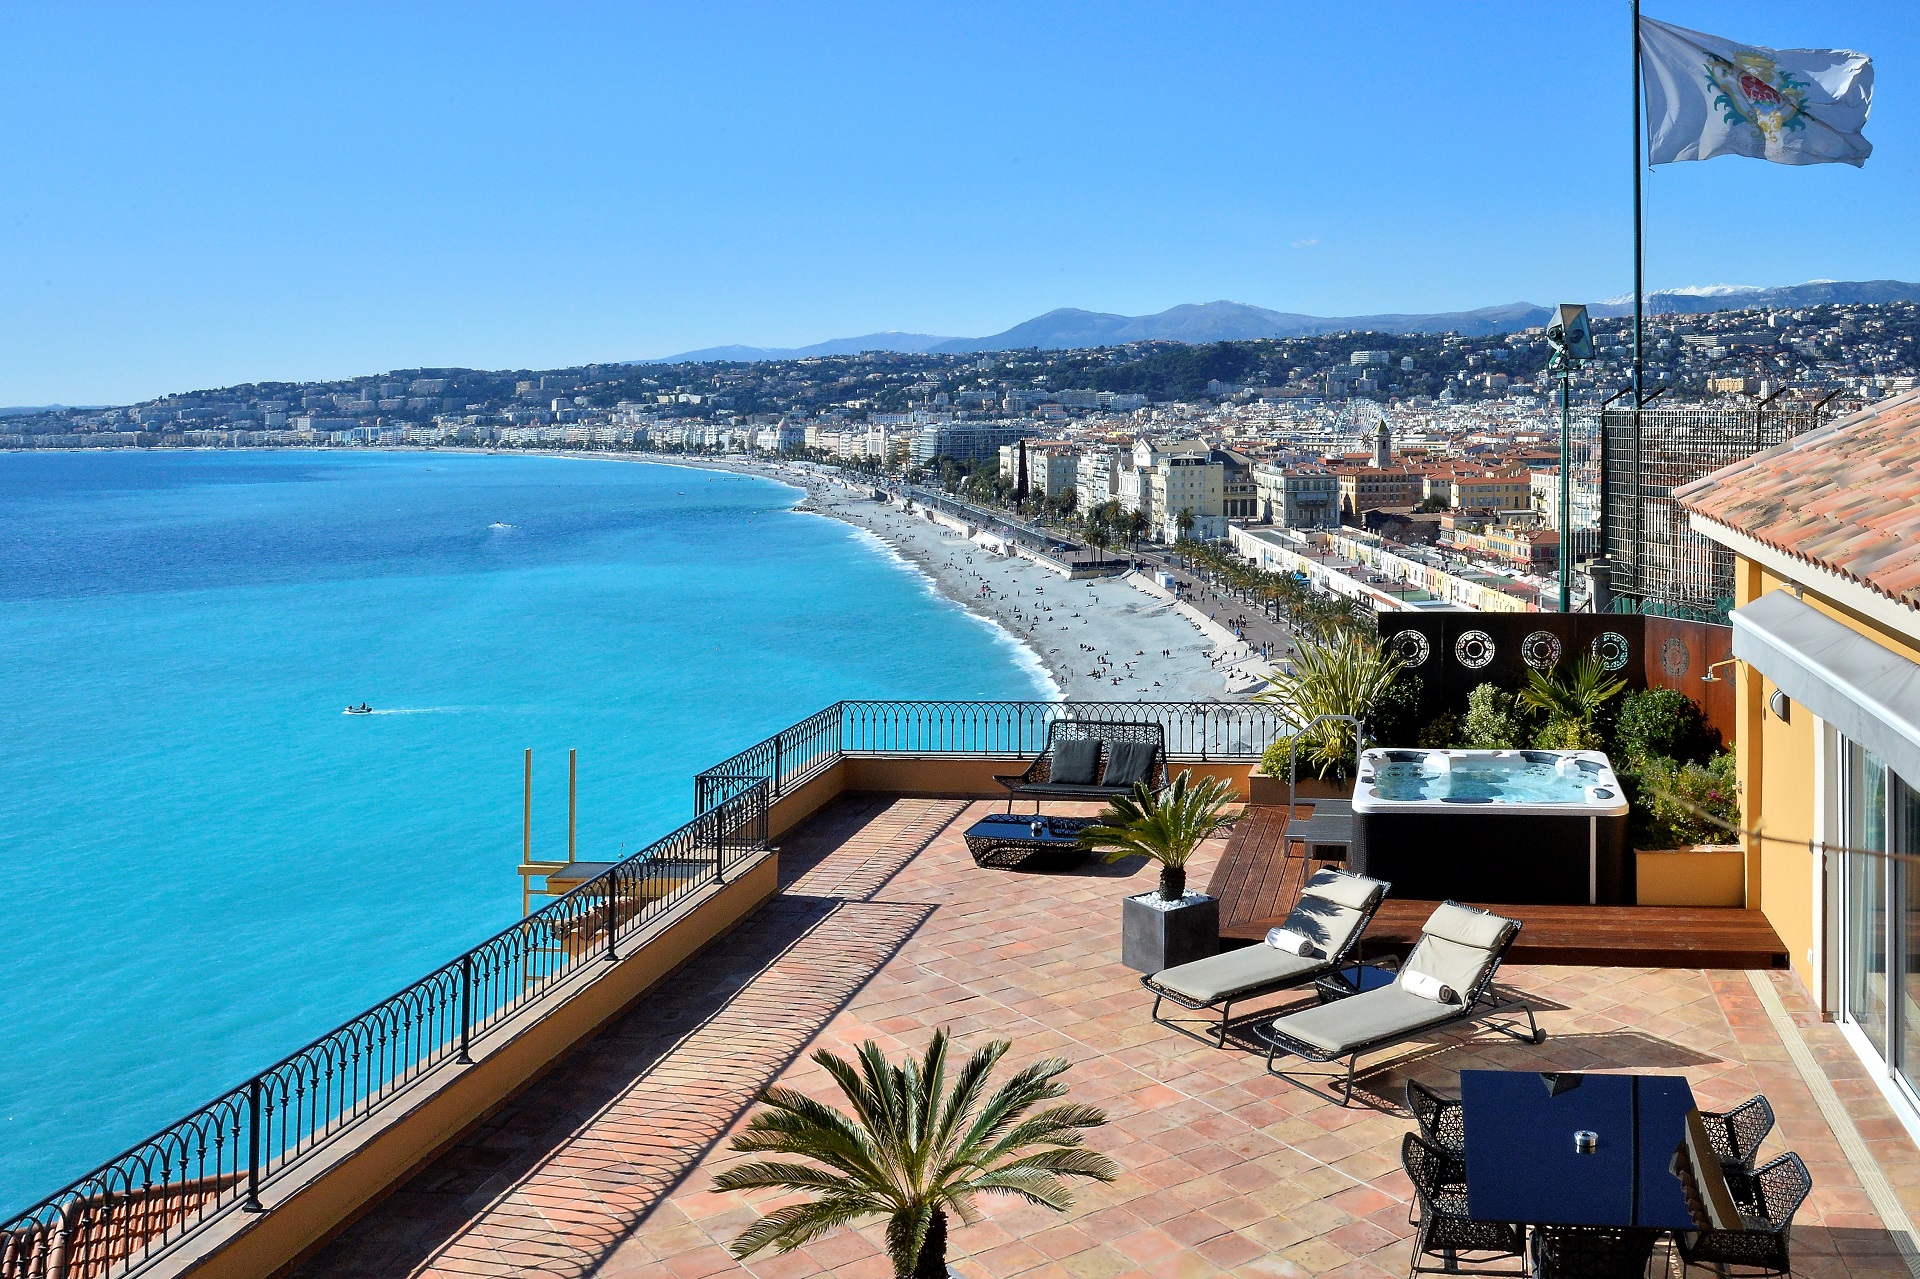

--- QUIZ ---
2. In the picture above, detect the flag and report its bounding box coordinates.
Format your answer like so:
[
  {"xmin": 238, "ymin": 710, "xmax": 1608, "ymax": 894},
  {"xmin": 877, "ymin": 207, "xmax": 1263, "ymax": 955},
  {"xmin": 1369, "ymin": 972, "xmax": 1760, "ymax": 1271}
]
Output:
[{"xmin": 1639, "ymin": 16, "xmax": 1872, "ymax": 167}]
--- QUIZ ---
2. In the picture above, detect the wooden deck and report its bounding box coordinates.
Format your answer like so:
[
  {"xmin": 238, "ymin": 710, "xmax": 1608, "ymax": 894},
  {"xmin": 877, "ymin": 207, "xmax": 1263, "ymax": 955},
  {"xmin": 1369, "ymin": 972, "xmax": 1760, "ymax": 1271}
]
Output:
[{"xmin": 1208, "ymin": 804, "xmax": 1789, "ymax": 970}]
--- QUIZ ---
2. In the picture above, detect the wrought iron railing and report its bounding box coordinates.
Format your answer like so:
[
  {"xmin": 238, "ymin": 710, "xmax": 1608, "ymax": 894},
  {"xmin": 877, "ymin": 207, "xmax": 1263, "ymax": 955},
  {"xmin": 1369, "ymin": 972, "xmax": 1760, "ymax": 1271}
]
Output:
[
  {"xmin": 694, "ymin": 700, "xmax": 1289, "ymax": 809},
  {"xmin": 6, "ymin": 698, "xmax": 1282, "ymax": 1279},
  {"xmin": 0, "ymin": 780, "xmax": 770, "ymax": 1279}
]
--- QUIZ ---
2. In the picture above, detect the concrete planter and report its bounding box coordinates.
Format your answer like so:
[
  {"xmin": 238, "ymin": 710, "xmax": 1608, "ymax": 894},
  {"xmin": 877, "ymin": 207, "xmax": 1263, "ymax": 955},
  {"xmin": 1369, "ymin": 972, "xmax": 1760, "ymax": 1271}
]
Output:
[
  {"xmin": 1122, "ymin": 892, "xmax": 1219, "ymax": 973},
  {"xmin": 1246, "ymin": 769, "xmax": 1354, "ymax": 807},
  {"xmin": 1635, "ymin": 844, "xmax": 1745, "ymax": 907}
]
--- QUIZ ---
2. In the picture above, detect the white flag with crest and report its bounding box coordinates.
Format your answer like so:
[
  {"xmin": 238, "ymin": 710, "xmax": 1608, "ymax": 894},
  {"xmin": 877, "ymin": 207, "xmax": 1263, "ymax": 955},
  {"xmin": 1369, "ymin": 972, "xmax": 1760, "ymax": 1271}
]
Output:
[{"xmin": 1639, "ymin": 16, "xmax": 1872, "ymax": 167}]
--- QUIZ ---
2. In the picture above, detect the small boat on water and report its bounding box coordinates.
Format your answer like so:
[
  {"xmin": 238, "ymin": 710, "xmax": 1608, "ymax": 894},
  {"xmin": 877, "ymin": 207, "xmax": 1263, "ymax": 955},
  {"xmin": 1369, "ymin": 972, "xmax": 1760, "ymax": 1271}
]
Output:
[{"xmin": 344, "ymin": 703, "xmax": 374, "ymax": 715}]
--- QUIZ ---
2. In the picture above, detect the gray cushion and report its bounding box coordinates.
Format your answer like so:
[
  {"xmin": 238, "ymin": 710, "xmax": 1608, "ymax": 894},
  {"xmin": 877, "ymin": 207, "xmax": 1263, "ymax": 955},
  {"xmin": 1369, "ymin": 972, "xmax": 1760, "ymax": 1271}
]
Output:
[
  {"xmin": 1300, "ymin": 868, "xmax": 1384, "ymax": 911},
  {"xmin": 1017, "ymin": 781, "xmax": 1122, "ymax": 796},
  {"xmin": 1101, "ymin": 740, "xmax": 1158, "ymax": 788},
  {"xmin": 1265, "ymin": 986, "xmax": 1463, "ymax": 1056},
  {"xmin": 1050, "ymin": 738, "xmax": 1100, "ymax": 785},
  {"xmin": 1152, "ymin": 945, "xmax": 1324, "ymax": 1004},
  {"xmin": 1423, "ymin": 901, "xmax": 1514, "ymax": 949},
  {"xmin": 1402, "ymin": 904, "xmax": 1517, "ymax": 998},
  {"xmin": 1282, "ymin": 896, "xmax": 1366, "ymax": 960}
]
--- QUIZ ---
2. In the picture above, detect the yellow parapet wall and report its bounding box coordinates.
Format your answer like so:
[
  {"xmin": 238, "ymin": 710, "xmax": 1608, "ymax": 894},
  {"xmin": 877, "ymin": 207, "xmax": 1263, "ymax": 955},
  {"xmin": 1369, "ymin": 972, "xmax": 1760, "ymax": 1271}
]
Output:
[
  {"xmin": 171, "ymin": 852, "xmax": 779, "ymax": 1279},
  {"xmin": 1635, "ymin": 846, "xmax": 1746, "ymax": 907}
]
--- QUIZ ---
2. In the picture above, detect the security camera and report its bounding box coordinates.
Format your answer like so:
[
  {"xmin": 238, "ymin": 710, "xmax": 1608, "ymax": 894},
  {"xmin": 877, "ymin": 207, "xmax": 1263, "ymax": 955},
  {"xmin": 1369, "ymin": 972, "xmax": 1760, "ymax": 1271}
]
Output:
[{"xmin": 1547, "ymin": 304, "xmax": 1595, "ymax": 363}]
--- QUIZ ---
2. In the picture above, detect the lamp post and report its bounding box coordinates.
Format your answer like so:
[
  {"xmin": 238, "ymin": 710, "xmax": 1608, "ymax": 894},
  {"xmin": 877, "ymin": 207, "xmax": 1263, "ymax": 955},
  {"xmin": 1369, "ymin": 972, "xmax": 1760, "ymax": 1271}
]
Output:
[{"xmin": 1546, "ymin": 304, "xmax": 1594, "ymax": 612}]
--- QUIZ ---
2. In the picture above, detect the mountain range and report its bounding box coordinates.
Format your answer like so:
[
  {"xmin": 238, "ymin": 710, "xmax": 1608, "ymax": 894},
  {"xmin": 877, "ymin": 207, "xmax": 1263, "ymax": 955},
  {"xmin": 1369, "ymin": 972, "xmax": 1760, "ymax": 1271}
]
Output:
[{"xmin": 638, "ymin": 280, "xmax": 1920, "ymax": 364}]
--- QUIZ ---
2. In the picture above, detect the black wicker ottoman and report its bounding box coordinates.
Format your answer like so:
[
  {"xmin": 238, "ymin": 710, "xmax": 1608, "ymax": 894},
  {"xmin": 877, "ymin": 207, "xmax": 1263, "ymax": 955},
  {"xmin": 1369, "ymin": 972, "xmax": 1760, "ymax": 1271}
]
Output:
[{"xmin": 963, "ymin": 814, "xmax": 1097, "ymax": 871}]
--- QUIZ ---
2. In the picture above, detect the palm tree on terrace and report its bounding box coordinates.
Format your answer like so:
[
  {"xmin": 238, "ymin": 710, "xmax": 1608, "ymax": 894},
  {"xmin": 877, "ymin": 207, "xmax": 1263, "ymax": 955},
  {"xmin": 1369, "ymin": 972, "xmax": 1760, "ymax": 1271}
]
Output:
[
  {"xmin": 719, "ymin": 1031, "xmax": 1117, "ymax": 1279},
  {"xmin": 1078, "ymin": 770, "xmax": 1240, "ymax": 901}
]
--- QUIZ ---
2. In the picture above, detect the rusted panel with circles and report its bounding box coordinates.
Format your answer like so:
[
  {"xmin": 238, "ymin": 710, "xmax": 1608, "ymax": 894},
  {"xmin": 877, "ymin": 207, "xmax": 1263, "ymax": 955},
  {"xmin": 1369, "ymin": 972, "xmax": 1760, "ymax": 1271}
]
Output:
[{"xmin": 1377, "ymin": 612, "xmax": 1731, "ymax": 745}]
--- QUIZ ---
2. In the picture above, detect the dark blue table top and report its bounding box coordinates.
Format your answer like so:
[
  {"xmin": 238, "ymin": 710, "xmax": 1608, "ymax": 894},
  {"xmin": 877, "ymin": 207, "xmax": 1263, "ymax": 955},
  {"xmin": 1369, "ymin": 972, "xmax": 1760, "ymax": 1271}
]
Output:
[
  {"xmin": 964, "ymin": 814, "xmax": 1089, "ymax": 846},
  {"xmin": 1461, "ymin": 1070, "xmax": 1703, "ymax": 1229}
]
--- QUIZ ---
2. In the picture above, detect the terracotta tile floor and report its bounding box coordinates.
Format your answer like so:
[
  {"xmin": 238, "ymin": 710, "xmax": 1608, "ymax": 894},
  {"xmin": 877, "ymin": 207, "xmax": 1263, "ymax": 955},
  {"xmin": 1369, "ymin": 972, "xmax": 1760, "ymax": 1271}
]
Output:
[{"xmin": 298, "ymin": 795, "xmax": 1920, "ymax": 1279}]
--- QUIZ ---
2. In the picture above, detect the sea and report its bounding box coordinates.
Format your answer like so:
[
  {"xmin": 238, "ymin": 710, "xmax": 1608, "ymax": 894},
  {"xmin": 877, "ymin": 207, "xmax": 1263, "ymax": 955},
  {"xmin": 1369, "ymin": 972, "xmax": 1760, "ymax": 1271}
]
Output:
[{"xmin": 0, "ymin": 449, "xmax": 1050, "ymax": 1214}]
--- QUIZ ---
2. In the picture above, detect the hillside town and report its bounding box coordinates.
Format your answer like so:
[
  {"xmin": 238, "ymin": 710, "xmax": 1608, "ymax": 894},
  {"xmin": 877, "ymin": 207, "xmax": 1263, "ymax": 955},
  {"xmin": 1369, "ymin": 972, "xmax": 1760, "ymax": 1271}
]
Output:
[{"xmin": 7, "ymin": 301, "xmax": 1902, "ymax": 620}]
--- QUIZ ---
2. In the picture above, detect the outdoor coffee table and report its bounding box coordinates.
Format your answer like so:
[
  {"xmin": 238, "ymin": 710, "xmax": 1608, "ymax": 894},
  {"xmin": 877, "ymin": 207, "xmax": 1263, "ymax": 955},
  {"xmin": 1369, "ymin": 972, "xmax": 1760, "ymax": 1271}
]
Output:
[
  {"xmin": 963, "ymin": 814, "xmax": 1096, "ymax": 872},
  {"xmin": 1313, "ymin": 959, "xmax": 1400, "ymax": 1004}
]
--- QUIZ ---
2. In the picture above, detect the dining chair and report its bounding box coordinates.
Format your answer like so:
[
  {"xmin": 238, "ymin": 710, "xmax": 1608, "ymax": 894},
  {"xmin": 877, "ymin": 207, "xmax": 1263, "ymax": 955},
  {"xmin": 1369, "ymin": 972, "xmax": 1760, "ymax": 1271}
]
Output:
[
  {"xmin": 1401, "ymin": 1132, "xmax": 1527, "ymax": 1276},
  {"xmin": 1696, "ymin": 1094, "xmax": 1775, "ymax": 1171},
  {"xmin": 1676, "ymin": 1152, "xmax": 1811, "ymax": 1278},
  {"xmin": 1406, "ymin": 1078, "xmax": 1466, "ymax": 1154},
  {"xmin": 1529, "ymin": 1226, "xmax": 1659, "ymax": 1279}
]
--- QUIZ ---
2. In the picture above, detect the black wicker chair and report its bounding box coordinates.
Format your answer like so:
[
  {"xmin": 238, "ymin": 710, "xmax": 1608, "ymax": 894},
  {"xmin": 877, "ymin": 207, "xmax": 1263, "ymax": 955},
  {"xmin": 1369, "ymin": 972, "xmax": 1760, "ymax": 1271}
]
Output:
[
  {"xmin": 1529, "ymin": 1227, "xmax": 1659, "ymax": 1279},
  {"xmin": 1676, "ymin": 1151, "xmax": 1811, "ymax": 1278},
  {"xmin": 1406, "ymin": 1079, "xmax": 1466, "ymax": 1155},
  {"xmin": 1402, "ymin": 1132, "xmax": 1527, "ymax": 1277},
  {"xmin": 1697, "ymin": 1094, "xmax": 1775, "ymax": 1172},
  {"xmin": 994, "ymin": 719, "xmax": 1169, "ymax": 812}
]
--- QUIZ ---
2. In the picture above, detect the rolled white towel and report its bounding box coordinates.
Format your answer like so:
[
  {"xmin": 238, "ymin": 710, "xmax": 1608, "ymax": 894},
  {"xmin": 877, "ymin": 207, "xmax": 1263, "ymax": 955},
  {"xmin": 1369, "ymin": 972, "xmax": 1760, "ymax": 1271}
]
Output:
[
  {"xmin": 1401, "ymin": 970, "xmax": 1460, "ymax": 1005},
  {"xmin": 1264, "ymin": 927, "xmax": 1319, "ymax": 956}
]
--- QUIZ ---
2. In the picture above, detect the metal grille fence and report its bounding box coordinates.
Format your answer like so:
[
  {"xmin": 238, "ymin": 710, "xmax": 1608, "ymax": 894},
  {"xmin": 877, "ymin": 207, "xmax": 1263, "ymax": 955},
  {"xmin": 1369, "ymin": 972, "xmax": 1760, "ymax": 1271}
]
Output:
[{"xmin": 1595, "ymin": 406, "xmax": 1828, "ymax": 621}]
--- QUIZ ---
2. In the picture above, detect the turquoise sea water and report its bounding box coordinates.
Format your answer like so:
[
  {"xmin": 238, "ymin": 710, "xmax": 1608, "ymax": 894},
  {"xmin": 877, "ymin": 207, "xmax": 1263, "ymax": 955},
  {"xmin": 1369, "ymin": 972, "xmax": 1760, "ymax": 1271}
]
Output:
[{"xmin": 0, "ymin": 450, "xmax": 1048, "ymax": 1213}]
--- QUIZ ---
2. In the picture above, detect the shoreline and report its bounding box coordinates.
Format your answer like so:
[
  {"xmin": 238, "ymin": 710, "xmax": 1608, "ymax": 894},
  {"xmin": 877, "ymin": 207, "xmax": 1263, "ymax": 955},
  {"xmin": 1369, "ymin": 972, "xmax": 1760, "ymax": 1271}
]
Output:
[
  {"xmin": 626, "ymin": 454, "xmax": 1254, "ymax": 703},
  {"xmin": 3, "ymin": 445, "xmax": 1259, "ymax": 704}
]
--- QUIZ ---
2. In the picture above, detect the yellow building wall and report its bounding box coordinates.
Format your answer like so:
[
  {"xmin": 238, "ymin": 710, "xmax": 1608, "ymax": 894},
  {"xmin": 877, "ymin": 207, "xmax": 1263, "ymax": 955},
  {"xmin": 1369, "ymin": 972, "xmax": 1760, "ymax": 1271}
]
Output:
[{"xmin": 1735, "ymin": 559, "xmax": 1920, "ymax": 993}]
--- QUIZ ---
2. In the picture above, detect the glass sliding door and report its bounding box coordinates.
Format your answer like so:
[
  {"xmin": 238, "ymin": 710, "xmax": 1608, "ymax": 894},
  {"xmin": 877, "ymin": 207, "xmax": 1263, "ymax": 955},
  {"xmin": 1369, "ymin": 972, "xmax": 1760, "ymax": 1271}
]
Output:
[
  {"xmin": 1896, "ymin": 773, "xmax": 1920, "ymax": 1098},
  {"xmin": 1843, "ymin": 745, "xmax": 1890, "ymax": 1060},
  {"xmin": 1839, "ymin": 740, "xmax": 1920, "ymax": 1106}
]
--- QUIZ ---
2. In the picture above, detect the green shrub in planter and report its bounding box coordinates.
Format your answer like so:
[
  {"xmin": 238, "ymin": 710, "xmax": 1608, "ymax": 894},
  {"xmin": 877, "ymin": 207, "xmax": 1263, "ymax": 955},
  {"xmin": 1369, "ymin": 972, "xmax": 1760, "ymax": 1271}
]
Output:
[
  {"xmin": 1417, "ymin": 714, "xmax": 1460, "ymax": 747},
  {"xmin": 1636, "ymin": 751, "xmax": 1741, "ymax": 848},
  {"xmin": 1614, "ymin": 687, "xmax": 1718, "ymax": 768},
  {"xmin": 1368, "ymin": 673, "xmax": 1424, "ymax": 748},
  {"xmin": 1461, "ymin": 682, "xmax": 1524, "ymax": 750}
]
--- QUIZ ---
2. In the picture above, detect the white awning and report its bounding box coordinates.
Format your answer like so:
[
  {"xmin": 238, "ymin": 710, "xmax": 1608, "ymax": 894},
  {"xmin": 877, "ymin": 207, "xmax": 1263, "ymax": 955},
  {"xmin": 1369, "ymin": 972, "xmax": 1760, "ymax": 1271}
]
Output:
[{"xmin": 1731, "ymin": 590, "xmax": 1920, "ymax": 785}]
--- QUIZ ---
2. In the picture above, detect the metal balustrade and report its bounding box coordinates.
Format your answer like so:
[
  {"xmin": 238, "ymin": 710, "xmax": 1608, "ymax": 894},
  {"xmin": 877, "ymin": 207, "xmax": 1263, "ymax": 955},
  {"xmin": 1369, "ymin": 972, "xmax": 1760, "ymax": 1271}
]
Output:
[
  {"xmin": 5, "ymin": 698, "xmax": 1283, "ymax": 1279},
  {"xmin": 694, "ymin": 700, "xmax": 1290, "ymax": 809}
]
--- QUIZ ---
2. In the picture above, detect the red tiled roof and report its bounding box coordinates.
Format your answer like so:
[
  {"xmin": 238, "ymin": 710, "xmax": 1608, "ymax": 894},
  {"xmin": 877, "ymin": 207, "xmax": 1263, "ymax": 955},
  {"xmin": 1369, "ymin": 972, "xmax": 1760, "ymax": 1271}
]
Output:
[{"xmin": 1675, "ymin": 390, "xmax": 1920, "ymax": 610}]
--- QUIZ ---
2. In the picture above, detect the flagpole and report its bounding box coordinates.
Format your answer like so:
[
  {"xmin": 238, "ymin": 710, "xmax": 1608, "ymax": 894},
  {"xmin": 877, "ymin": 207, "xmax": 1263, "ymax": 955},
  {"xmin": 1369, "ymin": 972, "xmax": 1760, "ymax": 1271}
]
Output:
[{"xmin": 1632, "ymin": 0, "xmax": 1643, "ymax": 410}]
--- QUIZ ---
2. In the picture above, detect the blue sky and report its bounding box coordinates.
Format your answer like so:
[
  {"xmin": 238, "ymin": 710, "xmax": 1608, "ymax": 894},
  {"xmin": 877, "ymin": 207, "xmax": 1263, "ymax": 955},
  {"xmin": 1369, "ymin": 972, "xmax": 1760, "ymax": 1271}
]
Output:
[{"xmin": 1, "ymin": 2, "xmax": 1911, "ymax": 405}]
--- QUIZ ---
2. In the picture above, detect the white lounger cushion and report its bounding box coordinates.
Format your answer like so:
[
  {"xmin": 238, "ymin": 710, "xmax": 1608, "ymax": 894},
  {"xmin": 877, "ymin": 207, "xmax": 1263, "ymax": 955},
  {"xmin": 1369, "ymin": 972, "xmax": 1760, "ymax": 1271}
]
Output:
[
  {"xmin": 1299, "ymin": 868, "xmax": 1381, "ymax": 911},
  {"xmin": 1264, "ymin": 901, "xmax": 1517, "ymax": 1057},
  {"xmin": 1265, "ymin": 987, "xmax": 1463, "ymax": 1056},
  {"xmin": 1401, "ymin": 902, "xmax": 1515, "ymax": 998},
  {"xmin": 1152, "ymin": 946, "xmax": 1324, "ymax": 1005}
]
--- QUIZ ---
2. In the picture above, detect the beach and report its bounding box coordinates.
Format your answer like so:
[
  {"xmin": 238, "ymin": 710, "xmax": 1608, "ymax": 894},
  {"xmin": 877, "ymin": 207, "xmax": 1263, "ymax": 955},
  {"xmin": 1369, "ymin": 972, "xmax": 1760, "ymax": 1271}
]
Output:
[{"xmin": 680, "ymin": 458, "xmax": 1275, "ymax": 702}]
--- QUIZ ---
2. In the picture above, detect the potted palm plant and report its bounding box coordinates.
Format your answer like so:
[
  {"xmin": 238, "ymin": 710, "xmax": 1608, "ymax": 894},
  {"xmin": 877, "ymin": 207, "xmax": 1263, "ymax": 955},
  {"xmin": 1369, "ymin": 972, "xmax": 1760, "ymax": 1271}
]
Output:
[
  {"xmin": 718, "ymin": 1030, "xmax": 1118, "ymax": 1279},
  {"xmin": 1080, "ymin": 770, "xmax": 1239, "ymax": 972}
]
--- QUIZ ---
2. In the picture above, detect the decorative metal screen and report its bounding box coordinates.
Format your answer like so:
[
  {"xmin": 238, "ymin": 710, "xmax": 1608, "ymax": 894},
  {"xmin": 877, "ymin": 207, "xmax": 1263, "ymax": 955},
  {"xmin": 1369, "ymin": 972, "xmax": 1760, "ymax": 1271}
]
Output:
[{"xmin": 1593, "ymin": 406, "xmax": 1828, "ymax": 622}]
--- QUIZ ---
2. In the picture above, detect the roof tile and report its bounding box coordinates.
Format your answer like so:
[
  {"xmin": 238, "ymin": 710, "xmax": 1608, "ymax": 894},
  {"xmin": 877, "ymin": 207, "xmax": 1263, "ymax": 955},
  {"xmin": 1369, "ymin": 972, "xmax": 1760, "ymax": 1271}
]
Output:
[{"xmin": 1675, "ymin": 392, "xmax": 1920, "ymax": 611}]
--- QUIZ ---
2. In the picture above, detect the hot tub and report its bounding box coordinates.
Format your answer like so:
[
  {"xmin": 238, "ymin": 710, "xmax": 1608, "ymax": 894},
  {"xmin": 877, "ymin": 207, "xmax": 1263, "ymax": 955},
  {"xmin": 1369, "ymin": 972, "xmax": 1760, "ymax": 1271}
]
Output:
[{"xmin": 1349, "ymin": 748, "xmax": 1632, "ymax": 905}]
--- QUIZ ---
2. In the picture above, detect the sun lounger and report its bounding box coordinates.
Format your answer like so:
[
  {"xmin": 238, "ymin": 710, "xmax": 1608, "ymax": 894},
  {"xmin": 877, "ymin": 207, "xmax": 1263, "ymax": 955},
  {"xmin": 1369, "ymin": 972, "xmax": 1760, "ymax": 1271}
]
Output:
[
  {"xmin": 1141, "ymin": 868, "xmax": 1389, "ymax": 1046},
  {"xmin": 1256, "ymin": 900, "xmax": 1543, "ymax": 1103}
]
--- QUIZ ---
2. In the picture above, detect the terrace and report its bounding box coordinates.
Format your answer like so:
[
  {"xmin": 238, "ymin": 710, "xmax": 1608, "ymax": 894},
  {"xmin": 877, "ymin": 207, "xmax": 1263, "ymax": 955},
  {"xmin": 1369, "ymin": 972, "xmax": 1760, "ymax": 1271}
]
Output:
[{"xmin": 11, "ymin": 701, "xmax": 1920, "ymax": 1279}]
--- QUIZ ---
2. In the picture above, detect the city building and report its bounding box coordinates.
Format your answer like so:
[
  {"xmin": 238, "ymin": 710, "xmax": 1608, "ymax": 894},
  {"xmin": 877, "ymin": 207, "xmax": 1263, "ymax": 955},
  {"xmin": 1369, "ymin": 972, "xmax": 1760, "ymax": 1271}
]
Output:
[
  {"xmin": 1149, "ymin": 453, "xmax": 1225, "ymax": 541},
  {"xmin": 910, "ymin": 424, "xmax": 1036, "ymax": 466},
  {"xmin": 1334, "ymin": 466, "xmax": 1425, "ymax": 518},
  {"xmin": 1074, "ymin": 448, "xmax": 1122, "ymax": 512},
  {"xmin": 1253, "ymin": 463, "xmax": 1340, "ymax": 529}
]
